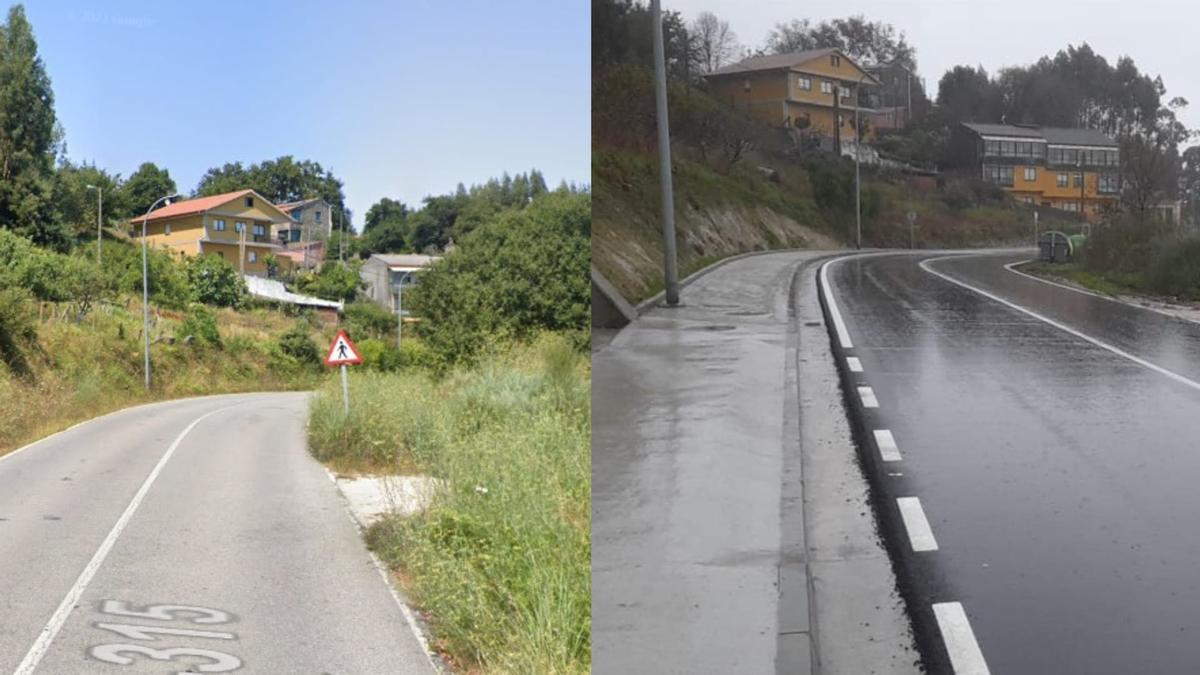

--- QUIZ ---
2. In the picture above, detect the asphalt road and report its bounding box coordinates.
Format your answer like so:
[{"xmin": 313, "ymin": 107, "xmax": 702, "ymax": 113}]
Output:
[
  {"xmin": 0, "ymin": 393, "xmax": 434, "ymax": 674},
  {"xmin": 826, "ymin": 251, "xmax": 1200, "ymax": 674}
]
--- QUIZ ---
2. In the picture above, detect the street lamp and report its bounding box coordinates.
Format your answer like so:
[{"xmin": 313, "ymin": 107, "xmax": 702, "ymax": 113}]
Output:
[
  {"xmin": 86, "ymin": 184, "xmax": 102, "ymax": 265},
  {"xmin": 854, "ymin": 59, "xmax": 907, "ymax": 250},
  {"xmin": 141, "ymin": 193, "xmax": 181, "ymax": 390},
  {"xmin": 395, "ymin": 270, "xmax": 412, "ymax": 350}
]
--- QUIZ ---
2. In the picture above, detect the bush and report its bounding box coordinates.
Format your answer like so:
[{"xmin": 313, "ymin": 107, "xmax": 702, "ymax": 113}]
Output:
[
  {"xmin": 1146, "ymin": 236, "xmax": 1200, "ymax": 300},
  {"xmin": 295, "ymin": 260, "xmax": 362, "ymax": 302},
  {"xmin": 176, "ymin": 304, "xmax": 221, "ymax": 346},
  {"xmin": 278, "ymin": 324, "xmax": 320, "ymax": 365},
  {"xmin": 345, "ymin": 301, "xmax": 396, "ymax": 340},
  {"xmin": 187, "ymin": 254, "xmax": 247, "ymax": 308},
  {"xmin": 0, "ymin": 287, "xmax": 36, "ymax": 375},
  {"xmin": 409, "ymin": 191, "xmax": 590, "ymax": 363}
]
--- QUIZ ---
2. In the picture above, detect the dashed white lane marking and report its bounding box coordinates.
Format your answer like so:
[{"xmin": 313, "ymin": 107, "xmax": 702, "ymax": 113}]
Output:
[
  {"xmin": 857, "ymin": 386, "xmax": 879, "ymax": 408},
  {"xmin": 873, "ymin": 429, "xmax": 902, "ymax": 462},
  {"xmin": 13, "ymin": 406, "xmax": 232, "ymax": 675},
  {"xmin": 896, "ymin": 497, "xmax": 938, "ymax": 551},
  {"xmin": 921, "ymin": 256, "xmax": 1200, "ymax": 395},
  {"xmin": 846, "ymin": 356, "xmax": 863, "ymax": 372},
  {"xmin": 933, "ymin": 602, "xmax": 991, "ymax": 675},
  {"xmin": 820, "ymin": 259, "xmax": 854, "ymax": 348}
]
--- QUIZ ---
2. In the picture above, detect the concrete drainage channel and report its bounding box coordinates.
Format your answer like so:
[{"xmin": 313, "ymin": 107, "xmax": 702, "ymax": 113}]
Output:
[{"xmin": 816, "ymin": 253, "xmax": 989, "ymax": 675}]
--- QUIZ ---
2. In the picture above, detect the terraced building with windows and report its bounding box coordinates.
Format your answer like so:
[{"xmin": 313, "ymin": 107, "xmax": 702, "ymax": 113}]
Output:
[{"xmin": 956, "ymin": 122, "xmax": 1120, "ymax": 220}]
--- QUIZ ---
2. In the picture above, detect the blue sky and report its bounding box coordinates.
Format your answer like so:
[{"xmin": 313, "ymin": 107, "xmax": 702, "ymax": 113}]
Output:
[{"xmin": 28, "ymin": 0, "xmax": 590, "ymax": 228}]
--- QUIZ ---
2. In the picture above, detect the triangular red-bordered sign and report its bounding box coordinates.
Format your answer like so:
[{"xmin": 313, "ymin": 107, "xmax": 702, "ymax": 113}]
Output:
[{"xmin": 324, "ymin": 330, "xmax": 363, "ymax": 366}]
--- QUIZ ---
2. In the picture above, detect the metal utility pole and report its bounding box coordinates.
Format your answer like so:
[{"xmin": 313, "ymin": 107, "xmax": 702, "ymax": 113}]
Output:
[
  {"xmin": 141, "ymin": 193, "xmax": 180, "ymax": 391},
  {"xmin": 86, "ymin": 185, "xmax": 103, "ymax": 265},
  {"xmin": 651, "ymin": 0, "xmax": 679, "ymax": 305},
  {"xmin": 855, "ymin": 71, "xmax": 873, "ymax": 250},
  {"xmin": 395, "ymin": 271, "xmax": 411, "ymax": 350},
  {"xmin": 338, "ymin": 207, "xmax": 346, "ymax": 264},
  {"xmin": 1034, "ymin": 209, "xmax": 1040, "ymax": 251}
]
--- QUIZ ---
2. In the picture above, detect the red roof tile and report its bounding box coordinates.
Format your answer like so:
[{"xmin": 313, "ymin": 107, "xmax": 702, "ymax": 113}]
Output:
[{"xmin": 131, "ymin": 189, "xmax": 256, "ymax": 223}]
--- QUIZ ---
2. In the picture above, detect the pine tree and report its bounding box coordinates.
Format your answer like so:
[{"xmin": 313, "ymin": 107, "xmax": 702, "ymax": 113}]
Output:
[
  {"xmin": 0, "ymin": 5, "xmax": 68, "ymax": 249},
  {"xmin": 529, "ymin": 169, "xmax": 548, "ymax": 198}
]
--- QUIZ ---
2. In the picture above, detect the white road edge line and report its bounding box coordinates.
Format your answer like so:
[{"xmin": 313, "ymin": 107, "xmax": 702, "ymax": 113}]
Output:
[
  {"xmin": 933, "ymin": 602, "xmax": 991, "ymax": 675},
  {"xmin": 921, "ymin": 256, "xmax": 1200, "ymax": 395},
  {"xmin": 846, "ymin": 356, "xmax": 863, "ymax": 372},
  {"xmin": 857, "ymin": 386, "xmax": 879, "ymax": 408},
  {"xmin": 896, "ymin": 497, "xmax": 938, "ymax": 551},
  {"xmin": 320, "ymin": 468, "xmax": 441, "ymax": 672},
  {"xmin": 1003, "ymin": 259, "xmax": 1200, "ymax": 326},
  {"xmin": 873, "ymin": 429, "xmax": 902, "ymax": 462},
  {"xmin": 13, "ymin": 406, "xmax": 233, "ymax": 675},
  {"xmin": 820, "ymin": 259, "xmax": 854, "ymax": 349}
]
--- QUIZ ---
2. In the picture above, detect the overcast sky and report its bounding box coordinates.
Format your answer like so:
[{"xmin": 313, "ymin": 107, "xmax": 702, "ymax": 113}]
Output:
[{"xmin": 668, "ymin": 0, "xmax": 1199, "ymax": 134}]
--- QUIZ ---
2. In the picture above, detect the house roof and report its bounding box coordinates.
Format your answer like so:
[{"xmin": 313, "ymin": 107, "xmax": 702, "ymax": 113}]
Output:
[
  {"xmin": 134, "ymin": 189, "xmax": 293, "ymax": 223},
  {"xmin": 707, "ymin": 48, "xmax": 881, "ymax": 85},
  {"xmin": 370, "ymin": 253, "xmax": 440, "ymax": 269},
  {"xmin": 962, "ymin": 122, "xmax": 1117, "ymax": 147},
  {"xmin": 275, "ymin": 197, "xmax": 325, "ymax": 213}
]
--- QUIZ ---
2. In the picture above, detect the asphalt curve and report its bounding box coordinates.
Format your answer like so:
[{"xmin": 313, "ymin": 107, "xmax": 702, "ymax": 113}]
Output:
[
  {"xmin": 826, "ymin": 251, "xmax": 1200, "ymax": 675},
  {"xmin": 0, "ymin": 393, "xmax": 434, "ymax": 674}
]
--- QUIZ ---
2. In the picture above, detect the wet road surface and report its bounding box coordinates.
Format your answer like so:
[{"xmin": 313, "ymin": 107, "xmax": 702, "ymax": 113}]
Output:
[{"xmin": 827, "ymin": 250, "xmax": 1200, "ymax": 674}]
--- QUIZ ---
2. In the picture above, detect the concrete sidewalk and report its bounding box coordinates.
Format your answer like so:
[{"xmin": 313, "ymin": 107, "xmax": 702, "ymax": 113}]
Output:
[{"xmin": 592, "ymin": 251, "xmax": 919, "ymax": 675}]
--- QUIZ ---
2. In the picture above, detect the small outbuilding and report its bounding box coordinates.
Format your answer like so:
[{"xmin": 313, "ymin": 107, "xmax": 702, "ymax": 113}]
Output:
[{"xmin": 360, "ymin": 253, "xmax": 441, "ymax": 310}]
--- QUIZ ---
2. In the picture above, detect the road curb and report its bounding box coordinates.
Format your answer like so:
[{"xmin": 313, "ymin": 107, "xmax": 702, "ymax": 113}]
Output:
[
  {"xmin": 634, "ymin": 247, "xmax": 849, "ymax": 315},
  {"xmin": 815, "ymin": 255, "xmax": 953, "ymax": 674}
]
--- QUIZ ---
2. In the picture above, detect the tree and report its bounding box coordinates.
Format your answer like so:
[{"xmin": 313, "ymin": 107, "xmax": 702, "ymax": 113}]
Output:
[
  {"xmin": 121, "ymin": 162, "xmax": 177, "ymax": 218},
  {"xmin": 592, "ymin": 0, "xmax": 692, "ymax": 80},
  {"xmin": 690, "ymin": 11, "xmax": 738, "ymax": 73},
  {"xmin": 936, "ymin": 65, "xmax": 1003, "ymax": 124},
  {"xmin": 409, "ymin": 190, "xmax": 590, "ymax": 363},
  {"xmin": 195, "ymin": 156, "xmax": 347, "ymax": 216},
  {"xmin": 0, "ymin": 5, "xmax": 67, "ymax": 250},
  {"xmin": 187, "ymin": 254, "xmax": 246, "ymax": 308},
  {"xmin": 766, "ymin": 16, "xmax": 915, "ymax": 73},
  {"xmin": 363, "ymin": 197, "xmax": 408, "ymax": 233},
  {"xmin": 55, "ymin": 160, "xmax": 127, "ymax": 238}
]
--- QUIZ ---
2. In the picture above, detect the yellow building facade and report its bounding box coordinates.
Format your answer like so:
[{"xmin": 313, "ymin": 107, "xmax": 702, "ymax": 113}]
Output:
[
  {"xmin": 133, "ymin": 189, "xmax": 294, "ymax": 276},
  {"xmin": 704, "ymin": 48, "xmax": 881, "ymax": 142},
  {"xmin": 960, "ymin": 123, "xmax": 1121, "ymax": 220}
]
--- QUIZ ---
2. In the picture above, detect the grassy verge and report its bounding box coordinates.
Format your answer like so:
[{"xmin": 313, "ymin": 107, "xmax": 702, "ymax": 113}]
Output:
[
  {"xmin": 1019, "ymin": 261, "xmax": 1158, "ymax": 298},
  {"xmin": 307, "ymin": 334, "xmax": 590, "ymax": 673},
  {"xmin": 0, "ymin": 296, "xmax": 322, "ymax": 457}
]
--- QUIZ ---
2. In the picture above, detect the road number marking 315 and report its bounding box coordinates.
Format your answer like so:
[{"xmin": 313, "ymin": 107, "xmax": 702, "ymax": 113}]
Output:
[{"xmin": 89, "ymin": 600, "xmax": 242, "ymax": 673}]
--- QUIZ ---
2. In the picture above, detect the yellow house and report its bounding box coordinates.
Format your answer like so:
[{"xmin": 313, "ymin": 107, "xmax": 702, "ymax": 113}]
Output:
[
  {"xmin": 959, "ymin": 123, "xmax": 1121, "ymax": 220},
  {"xmin": 703, "ymin": 48, "xmax": 881, "ymax": 141},
  {"xmin": 131, "ymin": 189, "xmax": 294, "ymax": 276}
]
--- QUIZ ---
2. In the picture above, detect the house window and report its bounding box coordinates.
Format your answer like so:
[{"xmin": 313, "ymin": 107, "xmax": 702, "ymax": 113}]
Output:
[
  {"xmin": 797, "ymin": 76, "xmax": 811, "ymax": 91},
  {"xmin": 248, "ymin": 251, "xmax": 257, "ymax": 263},
  {"xmin": 1024, "ymin": 167, "xmax": 1037, "ymax": 181},
  {"xmin": 245, "ymin": 196, "xmax": 254, "ymax": 207},
  {"xmin": 235, "ymin": 221, "xmax": 245, "ymax": 233},
  {"xmin": 315, "ymin": 211, "xmax": 322, "ymax": 223},
  {"xmin": 1074, "ymin": 173, "xmax": 1083, "ymax": 188},
  {"xmin": 214, "ymin": 219, "xmax": 226, "ymax": 231},
  {"xmin": 253, "ymin": 223, "xmax": 266, "ymax": 236},
  {"xmin": 1099, "ymin": 173, "xmax": 1120, "ymax": 194},
  {"xmin": 831, "ymin": 54, "xmax": 841, "ymax": 67},
  {"xmin": 289, "ymin": 229, "xmax": 302, "ymax": 242},
  {"xmin": 820, "ymin": 81, "xmax": 833, "ymax": 94},
  {"xmin": 164, "ymin": 224, "xmax": 172, "ymax": 235},
  {"xmin": 1057, "ymin": 173, "xmax": 1069, "ymax": 188},
  {"xmin": 982, "ymin": 164, "xmax": 1013, "ymax": 186},
  {"xmin": 743, "ymin": 79, "xmax": 751, "ymax": 92},
  {"xmin": 839, "ymin": 86, "xmax": 851, "ymax": 98}
]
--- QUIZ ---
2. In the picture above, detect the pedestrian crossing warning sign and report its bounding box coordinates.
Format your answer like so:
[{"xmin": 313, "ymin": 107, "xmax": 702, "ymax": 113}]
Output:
[{"xmin": 324, "ymin": 330, "xmax": 363, "ymax": 366}]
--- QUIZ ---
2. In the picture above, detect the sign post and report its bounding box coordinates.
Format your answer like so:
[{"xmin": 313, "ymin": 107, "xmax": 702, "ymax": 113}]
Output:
[{"xmin": 324, "ymin": 329, "xmax": 363, "ymax": 414}]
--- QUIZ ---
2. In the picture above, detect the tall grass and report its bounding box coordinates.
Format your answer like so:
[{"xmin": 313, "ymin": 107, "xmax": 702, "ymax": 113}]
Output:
[
  {"xmin": 308, "ymin": 334, "xmax": 591, "ymax": 673},
  {"xmin": 0, "ymin": 297, "xmax": 319, "ymax": 456}
]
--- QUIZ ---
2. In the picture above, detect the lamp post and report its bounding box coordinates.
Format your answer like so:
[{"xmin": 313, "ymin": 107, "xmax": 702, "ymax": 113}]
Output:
[
  {"xmin": 395, "ymin": 270, "xmax": 412, "ymax": 350},
  {"xmin": 651, "ymin": 0, "xmax": 679, "ymax": 305},
  {"xmin": 86, "ymin": 184, "xmax": 102, "ymax": 265},
  {"xmin": 141, "ymin": 193, "xmax": 181, "ymax": 390}
]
